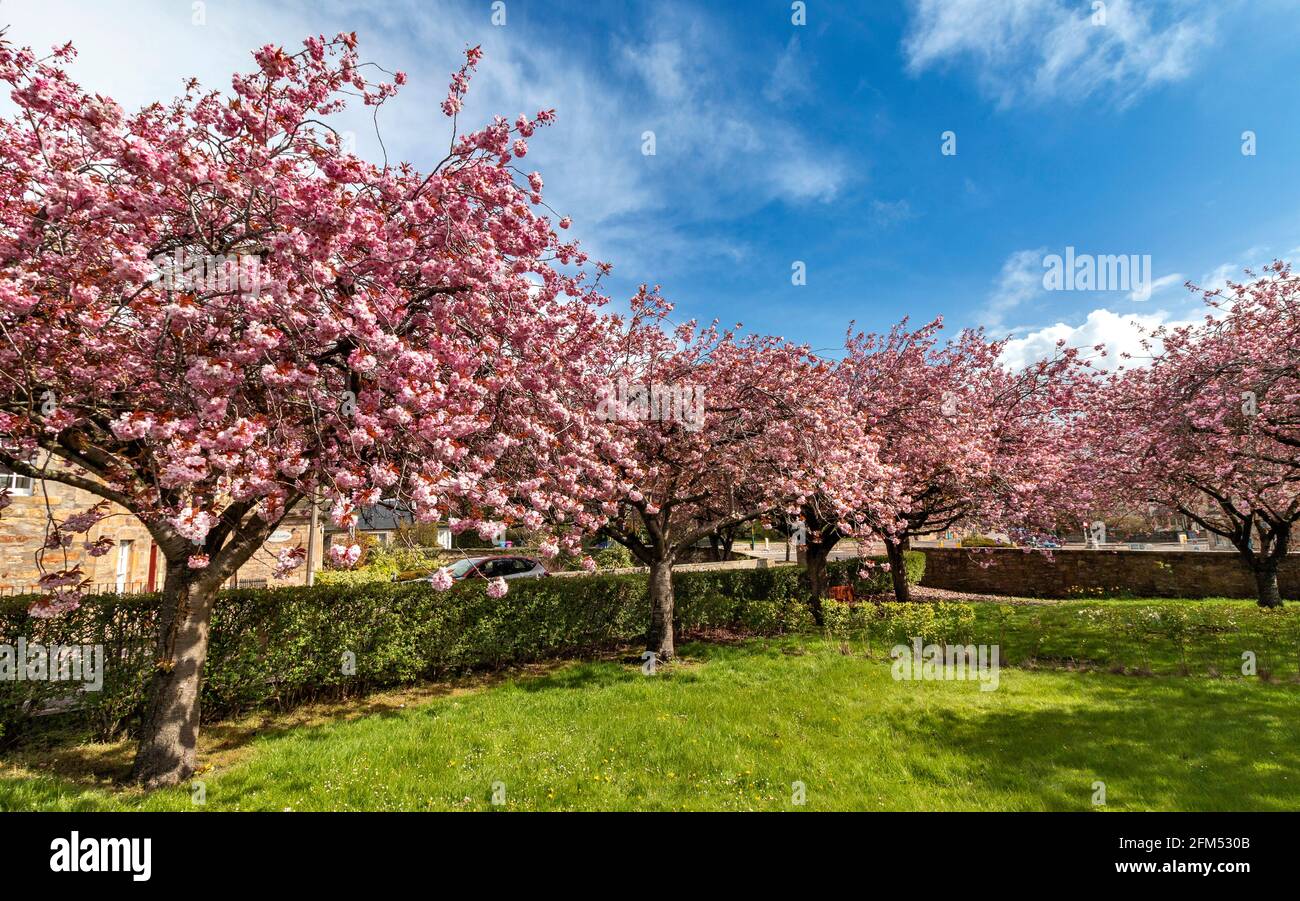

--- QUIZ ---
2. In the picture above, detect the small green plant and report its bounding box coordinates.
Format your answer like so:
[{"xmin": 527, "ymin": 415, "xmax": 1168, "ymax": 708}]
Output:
[
  {"xmin": 1023, "ymin": 613, "xmax": 1046, "ymax": 662},
  {"xmin": 959, "ymin": 535, "xmax": 1013, "ymax": 548},
  {"xmin": 987, "ymin": 603, "xmax": 1016, "ymax": 650},
  {"xmin": 593, "ymin": 544, "xmax": 635, "ymax": 570},
  {"xmin": 1150, "ymin": 606, "xmax": 1195, "ymax": 674},
  {"xmin": 1257, "ymin": 607, "xmax": 1300, "ymax": 678}
]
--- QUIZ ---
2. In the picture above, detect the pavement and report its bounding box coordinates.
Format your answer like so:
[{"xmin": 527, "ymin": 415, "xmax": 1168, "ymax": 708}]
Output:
[{"xmin": 734, "ymin": 540, "xmax": 883, "ymax": 563}]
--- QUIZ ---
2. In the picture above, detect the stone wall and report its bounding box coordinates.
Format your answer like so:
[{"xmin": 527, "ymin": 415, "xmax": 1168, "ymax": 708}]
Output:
[
  {"xmin": 218, "ymin": 510, "xmax": 323, "ymax": 589},
  {"xmin": 0, "ymin": 478, "xmax": 323, "ymax": 593},
  {"xmin": 919, "ymin": 547, "xmax": 1300, "ymax": 600},
  {"xmin": 0, "ymin": 480, "xmax": 154, "ymax": 592}
]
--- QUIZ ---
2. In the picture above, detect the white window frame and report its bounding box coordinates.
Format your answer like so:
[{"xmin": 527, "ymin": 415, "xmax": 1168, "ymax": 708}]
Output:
[{"xmin": 0, "ymin": 465, "xmax": 34, "ymax": 496}]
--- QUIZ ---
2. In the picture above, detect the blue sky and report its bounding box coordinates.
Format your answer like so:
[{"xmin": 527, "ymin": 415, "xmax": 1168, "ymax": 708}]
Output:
[{"xmin": 6, "ymin": 0, "xmax": 1300, "ymax": 366}]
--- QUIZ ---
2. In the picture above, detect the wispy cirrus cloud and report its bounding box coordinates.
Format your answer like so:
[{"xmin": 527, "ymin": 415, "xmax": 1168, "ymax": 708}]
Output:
[
  {"xmin": 763, "ymin": 35, "xmax": 813, "ymax": 105},
  {"xmin": 0, "ymin": 0, "xmax": 847, "ymax": 282},
  {"xmin": 981, "ymin": 248, "xmax": 1048, "ymax": 331},
  {"xmin": 616, "ymin": 9, "xmax": 848, "ymax": 210},
  {"xmin": 902, "ymin": 0, "xmax": 1218, "ymax": 108},
  {"xmin": 1130, "ymin": 272, "xmax": 1184, "ymax": 302},
  {"xmin": 869, "ymin": 199, "xmax": 916, "ymax": 229}
]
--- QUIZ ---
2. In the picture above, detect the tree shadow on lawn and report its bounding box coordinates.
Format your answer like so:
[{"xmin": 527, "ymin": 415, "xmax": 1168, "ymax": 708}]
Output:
[
  {"xmin": 511, "ymin": 656, "xmax": 703, "ymax": 693},
  {"xmin": 897, "ymin": 677, "xmax": 1300, "ymax": 810},
  {"xmin": 11, "ymin": 639, "xmax": 1292, "ymax": 811},
  {"xmin": 511, "ymin": 660, "xmax": 642, "ymax": 693},
  {"xmin": 0, "ymin": 648, "xmax": 692, "ymax": 805},
  {"xmin": 0, "ymin": 656, "xmax": 592, "ymax": 791}
]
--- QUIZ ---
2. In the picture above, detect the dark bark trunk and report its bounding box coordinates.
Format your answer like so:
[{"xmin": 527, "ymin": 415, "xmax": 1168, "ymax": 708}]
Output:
[
  {"xmin": 646, "ymin": 558, "xmax": 676, "ymax": 660},
  {"xmin": 804, "ymin": 540, "xmax": 832, "ymax": 627},
  {"xmin": 1254, "ymin": 560, "xmax": 1283, "ymax": 609},
  {"xmin": 885, "ymin": 537, "xmax": 911, "ymax": 603},
  {"xmin": 706, "ymin": 530, "xmax": 736, "ymax": 562},
  {"xmin": 130, "ymin": 561, "xmax": 218, "ymax": 788},
  {"xmin": 1234, "ymin": 521, "xmax": 1288, "ymax": 609}
]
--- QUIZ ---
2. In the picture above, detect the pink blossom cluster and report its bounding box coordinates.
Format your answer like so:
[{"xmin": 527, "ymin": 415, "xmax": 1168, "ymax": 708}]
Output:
[
  {"xmin": 1, "ymin": 30, "xmax": 1289, "ymax": 626},
  {"xmin": 0, "ymin": 36, "xmax": 623, "ymax": 611}
]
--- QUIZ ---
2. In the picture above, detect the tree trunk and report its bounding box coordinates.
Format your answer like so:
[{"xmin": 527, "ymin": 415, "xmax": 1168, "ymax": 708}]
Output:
[
  {"xmin": 804, "ymin": 539, "xmax": 832, "ymax": 627},
  {"xmin": 707, "ymin": 534, "xmax": 724, "ymax": 562},
  {"xmin": 646, "ymin": 559, "xmax": 676, "ymax": 660},
  {"xmin": 130, "ymin": 561, "xmax": 218, "ymax": 789},
  {"xmin": 885, "ymin": 537, "xmax": 911, "ymax": 603},
  {"xmin": 1254, "ymin": 560, "xmax": 1283, "ymax": 609}
]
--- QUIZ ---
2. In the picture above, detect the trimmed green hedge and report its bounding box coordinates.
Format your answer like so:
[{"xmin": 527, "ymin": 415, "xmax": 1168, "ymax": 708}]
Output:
[
  {"xmin": 825, "ymin": 550, "xmax": 927, "ymax": 595},
  {"xmin": 0, "ymin": 553, "xmax": 924, "ymax": 745}
]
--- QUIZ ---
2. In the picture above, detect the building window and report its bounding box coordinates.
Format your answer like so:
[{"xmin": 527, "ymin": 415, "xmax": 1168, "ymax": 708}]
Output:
[{"xmin": 0, "ymin": 465, "xmax": 33, "ymax": 496}]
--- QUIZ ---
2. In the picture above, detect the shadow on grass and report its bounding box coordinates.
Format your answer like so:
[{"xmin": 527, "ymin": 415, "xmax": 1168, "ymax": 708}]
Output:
[
  {"xmin": 0, "ymin": 654, "xmax": 624, "ymax": 794},
  {"xmin": 6, "ymin": 639, "xmax": 1298, "ymax": 811},
  {"xmin": 512, "ymin": 660, "xmax": 640, "ymax": 692},
  {"xmin": 892, "ymin": 677, "xmax": 1300, "ymax": 810}
]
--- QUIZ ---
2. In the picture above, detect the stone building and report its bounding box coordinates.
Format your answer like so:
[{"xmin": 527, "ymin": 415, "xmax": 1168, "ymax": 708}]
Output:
[{"xmin": 0, "ymin": 464, "xmax": 324, "ymax": 594}]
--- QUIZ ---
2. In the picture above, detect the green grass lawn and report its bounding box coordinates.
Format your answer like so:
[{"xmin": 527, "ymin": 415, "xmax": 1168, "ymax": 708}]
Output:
[
  {"xmin": 4, "ymin": 628, "xmax": 1299, "ymax": 811},
  {"xmin": 968, "ymin": 597, "xmax": 1300, "ymax": 677}
]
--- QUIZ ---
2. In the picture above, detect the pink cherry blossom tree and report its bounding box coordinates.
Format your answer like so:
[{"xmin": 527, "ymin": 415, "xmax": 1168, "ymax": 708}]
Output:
[
  {"xmin": 1073, "ymin": 264, "xmax": 1300, "ymax": 607},
  {"xmin": 0, "ymin": 33, "xmax": 619, "ymax": 786},
  {"xmin": 579, "ymin": 290, "xmax": 885, "ymax": 659},
  {"xmin": 802, "ymin": 318, "xmax": 1085, "ymax": 603}
]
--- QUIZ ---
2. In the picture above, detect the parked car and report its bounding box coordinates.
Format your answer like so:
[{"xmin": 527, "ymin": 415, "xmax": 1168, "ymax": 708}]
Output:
[
  {"xmin": 1023, "ymin": 537, "xmax": 1062, "ymax": 549},
  {"xmin": 394, "ymin": 555, "xmax": 548, "ymax": 584}
]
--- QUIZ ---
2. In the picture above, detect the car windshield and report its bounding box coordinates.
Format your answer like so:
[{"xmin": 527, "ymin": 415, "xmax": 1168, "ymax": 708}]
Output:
[{"xmin": 447, "ymin": 558, "xmax": 485, "ymax": 578}]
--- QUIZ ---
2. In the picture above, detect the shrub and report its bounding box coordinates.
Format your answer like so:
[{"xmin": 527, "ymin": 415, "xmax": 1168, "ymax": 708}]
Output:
[
  {"xmin": 960, "ymin": 535, "xmax": 1013, "ymax": 548},
  {"xmin": 313, "ymin": 568, "xmax": 394, "ymax": 587},
  {"xmin": 824, "ymin": 550, "xmax": 926, "ymax": 597},
  {"xmin": 316, "ymin": 544, "xmax": 446, "ymax": 587},
  {"xmin": 0, "ymin": 591, "xmax": 157, "ymax": 745},
  {"xmin": 675, "ymin": 566, "xmax": 813, "ymax": 634},
  {"xmin": 0, "ymin": 563, "xmax": 816, "ymax": 745},
  {"xmin": 593, "ymin": 544, "xmax": 635, "ymax": 570},
  {"xmin": 821, "ymin": 597, "xmax": 976, "ymax": 651}
]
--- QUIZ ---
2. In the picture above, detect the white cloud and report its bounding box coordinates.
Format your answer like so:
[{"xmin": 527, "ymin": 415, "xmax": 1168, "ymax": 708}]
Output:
[
  {"xmin": 615, "ymin": 16, "xmax": 848, "ymax": 211},
  {"xmin": 999, "ymin": 307, "xmax": 1190, "ymax": 372},
  {"xmin": 1000, "ymin": 246, "xmax": 1297, "ymax": 370},
  {"xmin": 981, "ymin": 250, "xmax": 1192, "ymax": 332},
  {"xmin": 622, "ymin": 40, "xmax": 689, "ymax": 103},
  {"xmin": 763, "ymin": 36, "xmax": 811, "ymax": 104},
  {"xmin": 0, "ymin": 0, "xmax": 841, "ymax": 281},
  {"xmin": 1199, "ymin": 263, "xmax": 1239, "ymax": 294},
  {"xmin": 982, "ymin": 248, "xmax": 1048, "ymax": 330},
  {"xmin": 1130, "ymin": 272, "xmax": 1183, "ymax": 301},
  {"xmin": 1196, "ymin": 246, "xmax": 1286, "ymax": 294},
  {"xmin": 903, "ymin": 0, "xmax": 1217, "ymax": 107},
  {"xmin": 870, "ymin": 199, "xmax": 915, "ymax": 228}
]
